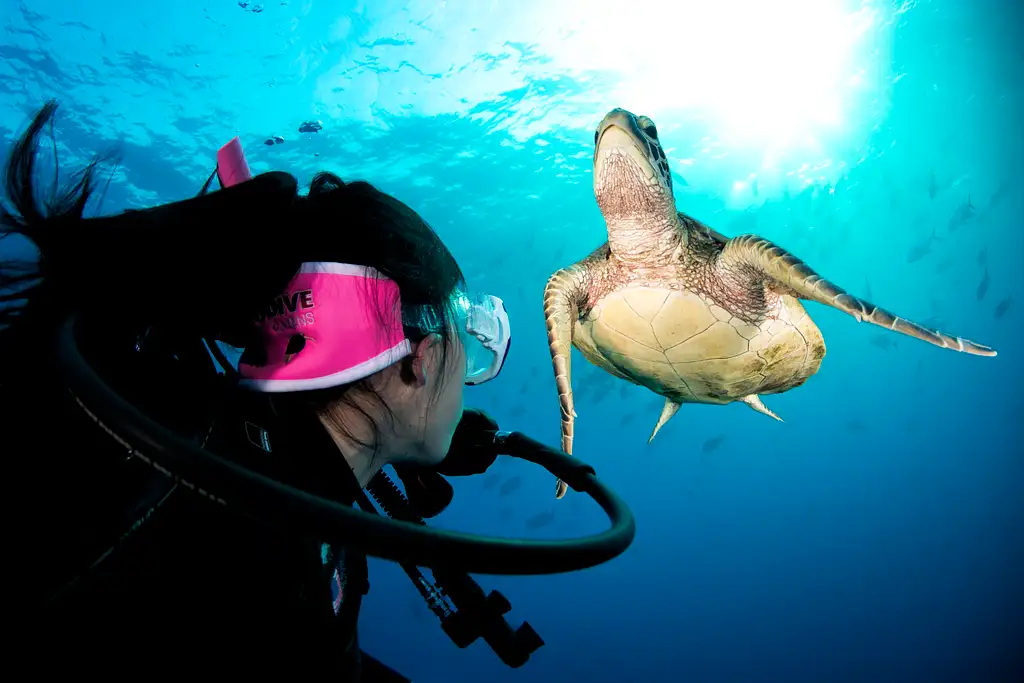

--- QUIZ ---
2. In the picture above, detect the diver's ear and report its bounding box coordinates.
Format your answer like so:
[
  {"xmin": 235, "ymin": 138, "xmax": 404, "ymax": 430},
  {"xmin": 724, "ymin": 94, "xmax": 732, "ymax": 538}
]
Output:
[{"xmin": 402, "ymin": 334, "xmax": 443, "ymax": 387}]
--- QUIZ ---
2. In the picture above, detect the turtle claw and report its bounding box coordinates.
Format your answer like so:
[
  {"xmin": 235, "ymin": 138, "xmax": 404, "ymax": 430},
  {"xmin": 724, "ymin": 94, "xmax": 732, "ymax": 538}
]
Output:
[
  {"xmin": 741, "ymin": 394, "xmax": 784, "ymax": 422},
  {"xmin": 555, "ymin": 479, "xmax": 568, "ymax": 499}
]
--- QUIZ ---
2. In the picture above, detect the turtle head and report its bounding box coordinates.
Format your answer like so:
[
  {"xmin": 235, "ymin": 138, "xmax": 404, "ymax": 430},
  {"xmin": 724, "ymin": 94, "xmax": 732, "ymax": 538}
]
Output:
[{"xmin": 593, "ymin": 109, "xmax": 678, "ymax": 259}]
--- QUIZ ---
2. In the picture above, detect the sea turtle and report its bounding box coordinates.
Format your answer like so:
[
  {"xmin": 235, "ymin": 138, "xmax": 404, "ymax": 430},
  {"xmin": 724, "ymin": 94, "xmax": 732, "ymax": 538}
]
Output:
[{"xmin": 543, "ymin": 108, "xmax": 997, "ymax": 499}]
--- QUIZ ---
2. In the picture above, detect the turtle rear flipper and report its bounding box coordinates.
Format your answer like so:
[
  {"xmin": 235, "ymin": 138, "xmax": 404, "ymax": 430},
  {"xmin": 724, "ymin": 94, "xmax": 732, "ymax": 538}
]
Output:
[
  {"xmin": 648, "ymin": 398, "xmax": 682, "ymax": 443},
  {"xmin": 544, "ymin": 265, "xmax": 590, "ymax": 499},
  {"xmin": 740, "ymin": 394, "xmax": 784, "ymax": 422},
  {"xmin": 717, "ymin": 235, "xmax": 997, "ymax": 357}
]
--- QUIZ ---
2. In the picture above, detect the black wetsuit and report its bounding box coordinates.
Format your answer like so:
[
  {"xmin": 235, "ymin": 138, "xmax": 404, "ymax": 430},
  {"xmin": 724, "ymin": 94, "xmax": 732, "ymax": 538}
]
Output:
[
  {"xmin": 43, "ymin": 479, "xmax": 393, "ymax": 676},
  {"xmin": 22, "ymin": 329, "xmax": 411, "ymax": 680}
]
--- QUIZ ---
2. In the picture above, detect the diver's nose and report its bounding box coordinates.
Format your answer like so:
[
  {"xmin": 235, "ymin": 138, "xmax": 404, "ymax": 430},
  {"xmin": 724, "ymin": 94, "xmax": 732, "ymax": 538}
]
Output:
[{"xmin": 595, "ymin": 108, "xmax": 639, "ymax": 144}]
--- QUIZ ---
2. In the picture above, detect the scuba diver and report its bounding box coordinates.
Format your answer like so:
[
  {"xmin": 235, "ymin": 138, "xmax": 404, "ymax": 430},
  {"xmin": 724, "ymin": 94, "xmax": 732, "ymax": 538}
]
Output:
[{"xmin": 3, "ymin": 101, "xmax": 634, "ymax": 676}]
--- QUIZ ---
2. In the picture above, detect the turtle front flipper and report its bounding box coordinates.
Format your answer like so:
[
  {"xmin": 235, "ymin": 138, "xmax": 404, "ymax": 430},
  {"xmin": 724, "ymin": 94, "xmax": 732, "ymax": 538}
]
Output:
[
  {"xmin": 544, "ymin": 265, "xmax": 589, "ymax": 499},
  {"xmin": 717, "ymin": 234, "xmax": 997, "ymax": 357}
]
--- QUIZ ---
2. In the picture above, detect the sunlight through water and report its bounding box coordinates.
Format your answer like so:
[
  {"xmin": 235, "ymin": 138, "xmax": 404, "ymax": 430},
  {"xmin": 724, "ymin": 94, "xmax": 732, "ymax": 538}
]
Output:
[
  {"xmin": 310, "ymin": 0, "xmax": 892, "ymax": 199},
  {"xmin": 544, "ymin": 0, "xmax": 880, "ymax": 149}
]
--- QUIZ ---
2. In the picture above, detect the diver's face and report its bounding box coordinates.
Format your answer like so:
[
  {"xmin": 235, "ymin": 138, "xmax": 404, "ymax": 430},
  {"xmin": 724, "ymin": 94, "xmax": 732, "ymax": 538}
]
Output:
[
  {"xmin": 320, "ymin": 330, "xmax": 465, "ymax": 483},
  {"xmin": 397, "ymin": 331, "xmax": 466, "ymax": 466}
]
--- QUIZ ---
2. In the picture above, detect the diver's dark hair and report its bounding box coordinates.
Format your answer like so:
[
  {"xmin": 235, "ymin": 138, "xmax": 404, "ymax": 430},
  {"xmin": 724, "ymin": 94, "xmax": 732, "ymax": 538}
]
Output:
[
  {"xmin": 1, "ymin": 100, "xmax": 106, "ymax": 347},
  {"xmin": 0, "ymin": 100, "xmax": 465, "ymax": 459},
  {"xmin": 267, "ymin": 172, "xmax": 466, "ymax": 457}
]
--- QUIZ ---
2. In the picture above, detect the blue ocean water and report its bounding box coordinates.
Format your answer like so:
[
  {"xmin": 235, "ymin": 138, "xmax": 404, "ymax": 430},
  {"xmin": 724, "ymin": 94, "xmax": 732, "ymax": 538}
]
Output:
[{"xmin": 2, "ymin": 0, "xmax": 1021, "ymax": 680}]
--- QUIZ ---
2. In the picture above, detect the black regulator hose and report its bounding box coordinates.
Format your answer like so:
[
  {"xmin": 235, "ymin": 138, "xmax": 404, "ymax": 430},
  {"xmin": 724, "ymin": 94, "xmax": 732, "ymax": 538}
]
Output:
[
  {"xmin": 362, "ymin": 471, "xmax": 544, "ymax": 668},
  {"xmin": 57, "ymin": 313, "xmax": 636, "ymax": 575}
]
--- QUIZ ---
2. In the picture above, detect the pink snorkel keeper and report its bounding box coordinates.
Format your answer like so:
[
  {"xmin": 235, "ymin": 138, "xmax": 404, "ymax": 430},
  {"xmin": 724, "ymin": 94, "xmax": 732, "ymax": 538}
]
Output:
[
  {"xmin": 215, "ymin": 137, "xmax": 413, "ymax": 392},
  {"xmin": 217, "ymin": 137, "xmax": 253, "ymax": 188}
]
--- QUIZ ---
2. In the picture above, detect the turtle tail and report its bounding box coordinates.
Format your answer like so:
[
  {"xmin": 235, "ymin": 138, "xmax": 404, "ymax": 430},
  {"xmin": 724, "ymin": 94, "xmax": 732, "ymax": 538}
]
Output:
[
  {"xmin": 718, "ymin": 234, "xmax": 997, "ymax": 357},
  {"xmin": 543, "ymin": 265, "xmax": 588, "ymax": 499}
]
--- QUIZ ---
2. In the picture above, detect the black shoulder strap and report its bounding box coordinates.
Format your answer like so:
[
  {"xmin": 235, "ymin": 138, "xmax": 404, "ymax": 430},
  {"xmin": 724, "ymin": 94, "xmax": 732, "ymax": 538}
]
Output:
[{"xmin": 212, "ymin": 390, "xmax": 364, "ymax": 506}]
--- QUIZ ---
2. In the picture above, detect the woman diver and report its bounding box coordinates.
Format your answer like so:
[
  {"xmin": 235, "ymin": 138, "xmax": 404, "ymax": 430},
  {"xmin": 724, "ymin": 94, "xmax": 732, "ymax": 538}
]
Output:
[{"xmin": 4, "ymin": 101, "xmax": 633, "ymax": 675}]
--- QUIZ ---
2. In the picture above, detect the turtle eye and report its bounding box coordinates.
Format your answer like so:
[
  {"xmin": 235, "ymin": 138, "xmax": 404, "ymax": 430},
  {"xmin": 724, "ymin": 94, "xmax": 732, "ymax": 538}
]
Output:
[
  {"xmin": 594, "ymin": 130, "xmax": 599, "ymax": 144},
  {"xmin": 643, "ymin": 123, "xmax": 659, "ymax": 140}
]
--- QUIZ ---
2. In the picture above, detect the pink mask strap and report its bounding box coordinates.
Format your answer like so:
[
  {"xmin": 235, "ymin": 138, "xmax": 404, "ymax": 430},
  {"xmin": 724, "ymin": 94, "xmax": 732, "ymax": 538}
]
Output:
[{"xmin": 237, "ymin": 263, "xmax": 411, "ymax": 393}]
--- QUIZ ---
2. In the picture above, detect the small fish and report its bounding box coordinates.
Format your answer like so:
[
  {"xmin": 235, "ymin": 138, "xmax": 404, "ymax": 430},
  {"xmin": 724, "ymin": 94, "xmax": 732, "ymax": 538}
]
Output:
[
  {"xmin": 994, "ymin": 297, "xmax": 1012, "ymax": 319},
  {"xmin": 619, "ymin": 384, "xmax": 631, "ymax": 400},
  {"xmin": 976, "ymin": 269, "xmax": 989, "ymax": 301},
  {"xmin": 906, "ymin": 227, "xmax": 937, "ymax": 263},
  {"xmin": 509, "ymin": 405, "xmax": 526, "ymax": 417},
  {"xmin": 870, "ymin": 335, "xmax": 898, "ymax": 352},
  {"xmin": 702, "ymin": 435, "xmax": 726, "ymax": 454},
  {"xmin": 525, "ymin": 510, "xmax": 556, "ymax": 530},
  {"xmin": 947, "ymin": 195, "xmax": 976, "ymax": 231},
  {"xmin": 498, "ymin": 476, "xmax": 521, "ymax": 496},
  {"xmin": 481, "ymin": 473, "xmax": 501, "ymax": 490},
  {"xmin": 845, "ymin": 420, "xmax": 868, "ymax": 433},
  {"xmin": 619, "ymin": 412, "xmax": 635, "ymax": 427},
  {"xmin": 987, "ymin": 179, "xmax": 1011, "ymax": 211}
]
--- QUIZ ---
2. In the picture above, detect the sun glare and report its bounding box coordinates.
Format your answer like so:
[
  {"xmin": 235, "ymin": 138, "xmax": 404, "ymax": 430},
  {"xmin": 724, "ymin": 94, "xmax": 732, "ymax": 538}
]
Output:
[{"xmin": 549, "ymin": 0, "xmax": 880, "ymax": 150}]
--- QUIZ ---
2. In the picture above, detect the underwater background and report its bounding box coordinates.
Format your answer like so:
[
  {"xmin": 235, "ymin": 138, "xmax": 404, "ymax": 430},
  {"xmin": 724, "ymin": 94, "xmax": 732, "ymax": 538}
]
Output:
[{"xmin": 2, "ymin": 0, "xmax": 1021, "ymax": 680}]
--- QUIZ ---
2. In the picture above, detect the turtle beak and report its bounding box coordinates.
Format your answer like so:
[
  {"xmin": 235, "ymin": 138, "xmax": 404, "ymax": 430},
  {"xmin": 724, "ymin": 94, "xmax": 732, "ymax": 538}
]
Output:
[
  {"xmin": 593, "ymin": 108, "xmax": 673, "ymax": 220},
  {"xmin": 594, "ymin": 109, "xmax": 648, "ymax": 167}
]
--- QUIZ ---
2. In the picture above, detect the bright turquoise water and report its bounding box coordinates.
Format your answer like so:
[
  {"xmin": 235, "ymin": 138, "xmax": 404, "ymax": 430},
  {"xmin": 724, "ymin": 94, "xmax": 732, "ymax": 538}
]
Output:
[{"xmin": 2, "ymin": 1, "xmax": 1021, "ymax": 680}]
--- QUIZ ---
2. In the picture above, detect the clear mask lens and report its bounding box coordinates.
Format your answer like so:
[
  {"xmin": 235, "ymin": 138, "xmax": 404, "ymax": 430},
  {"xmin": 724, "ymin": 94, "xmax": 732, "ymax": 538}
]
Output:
[{"xmin": 455, "ymin": 292, "xmax": 511, "ymax": 386}]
